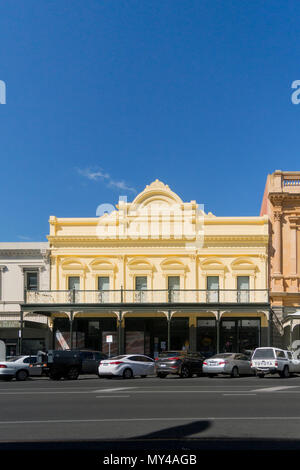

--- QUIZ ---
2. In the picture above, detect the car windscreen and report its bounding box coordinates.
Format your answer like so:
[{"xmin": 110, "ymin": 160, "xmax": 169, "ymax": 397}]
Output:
[
  {"xmin": 252, "ymin": 349, "xmax": 275, "ymax": 359},
  {"xmin": 109, "ymin": 355, "xmax": 126, "ymax": 360}
]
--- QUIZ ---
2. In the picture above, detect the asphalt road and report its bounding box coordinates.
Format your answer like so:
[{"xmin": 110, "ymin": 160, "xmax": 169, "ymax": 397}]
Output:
[{"xmin": 1, "ymin": 373, "xmax": 300, "ymax": 454}]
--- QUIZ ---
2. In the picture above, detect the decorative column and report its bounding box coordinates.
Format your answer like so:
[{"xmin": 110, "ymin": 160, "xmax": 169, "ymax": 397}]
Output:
[
  {"xmin": 289, "ymin": 217, "xmax": 298, "ymax": 276},
  {"xmin": 273, "ymin": 211, "xmax": 282, "ymax": 275},
  {"xmin": 289, "ymin": 216, "xmax": 299, "ymax": 292}
]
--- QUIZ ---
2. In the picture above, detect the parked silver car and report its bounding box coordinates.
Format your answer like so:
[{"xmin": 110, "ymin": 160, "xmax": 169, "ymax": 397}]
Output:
[
  {"xmin": 0, "ymin": 355, "xmax": 43, "ymax": 381},
  {"xmin": 202, "ymin": 353, "xmax": 254, "ymax": 377}
]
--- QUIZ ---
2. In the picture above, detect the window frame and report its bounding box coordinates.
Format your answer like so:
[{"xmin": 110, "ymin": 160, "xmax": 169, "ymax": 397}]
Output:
[{"xmin": 24, "ymin": 269, "xmax": 39, "ymax": 292}]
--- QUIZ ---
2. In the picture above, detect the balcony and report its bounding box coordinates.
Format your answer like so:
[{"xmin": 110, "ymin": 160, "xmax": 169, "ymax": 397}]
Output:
[{"xmin": 24, "ymin": 289, "xmax": 269, "ymax": 305}]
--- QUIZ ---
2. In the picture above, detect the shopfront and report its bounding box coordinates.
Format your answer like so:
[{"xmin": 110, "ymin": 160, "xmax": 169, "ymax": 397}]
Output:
[
  {"xmin": 196, "ymin": 317, "xmax": 261, "ymax": 355},
  {"xmin": 124, "ymin": 316, "xmax": 190, "ymax": 357},
  {"xmin": 53, "ymin": 317, "xmax": 117, "ymax": 355}
]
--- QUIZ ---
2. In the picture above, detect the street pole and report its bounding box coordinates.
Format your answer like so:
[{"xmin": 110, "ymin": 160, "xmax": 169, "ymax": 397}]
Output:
[
  {"xmin": 216, "ymin": 311, "xmax": 220, "ymax": 354},
  {"xmin": 70, "ymin": 311, "xmax": 73, "ymax": 350},
  {"xmin": 167, "ymin": 311, "xmax": 171, "ymax": 350},
  {"xmin": 19, "ymin": 310, "xmax": 24, "ymax": 355}
]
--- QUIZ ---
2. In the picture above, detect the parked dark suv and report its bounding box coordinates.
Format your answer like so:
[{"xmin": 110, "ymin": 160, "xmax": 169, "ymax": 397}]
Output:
[
  {"xmin": 79, "ymin": 350, "xmax": 108, "ymax": 374},
  {"xmin": 155, "ymin": 351, "xmax": 205, "ymax": 378},
  {"xmin": 38, "ymin": 349, "xmax": 108, "ymax": 379}
]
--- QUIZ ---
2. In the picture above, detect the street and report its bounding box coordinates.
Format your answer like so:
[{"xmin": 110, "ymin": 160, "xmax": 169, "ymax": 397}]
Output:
[{"xmin": 1, "ymin": 374, "xmax": 300, "ymax": 451}]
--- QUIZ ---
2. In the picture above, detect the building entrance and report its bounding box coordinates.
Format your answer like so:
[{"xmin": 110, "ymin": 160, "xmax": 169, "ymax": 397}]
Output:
[{"xmin": 220, "ymin": 318, "xmax": 260, "ymax": 353}]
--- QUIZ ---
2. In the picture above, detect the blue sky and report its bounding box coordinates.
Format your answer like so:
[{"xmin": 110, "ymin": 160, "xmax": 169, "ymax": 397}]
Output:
[{"xmin": 0, "ymin": 0, "xmax": 300, "ymax": 241}]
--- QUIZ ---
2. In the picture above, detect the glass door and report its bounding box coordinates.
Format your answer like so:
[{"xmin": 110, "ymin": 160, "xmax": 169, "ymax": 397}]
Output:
[
  {"xmin": 207, "ymin": 276, "xmax": 219, "ymax": 303},
  {"xmin": 238, "ymin": 319, "xmax": 260, "ymax": 353},
  {"xmin": 168, "ymin": 276, "xmax": 180, "ymax": 302},
  {"xmin": 220, "ymin": 320, "xmax": 237, "ymax": 352},
  {"xmin": 135, "ymin": 276, "xmax": 147, "ymax": 302},
  {"xmin": 237, "ymin": 276, "xmax": 250, "ymax": 303},
  {"xmin": 98, "ymin": 276, "xmax": 110, "ymax": 303},
  {"xmin": 68, "ymin": 276, "xmax": 80, "ymax": 302}
]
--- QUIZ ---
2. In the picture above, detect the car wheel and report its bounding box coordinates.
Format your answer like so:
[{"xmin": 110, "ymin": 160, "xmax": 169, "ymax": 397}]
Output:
[
  {"xmin": 157, "ymin": 373, "xmax": 168, "ymax": 378},
  {"xmin": 180, "ymin": 366, "xmax": 191, "ymax": 378},
  {"xmin": 123, "ymin": 368, "xmax": 133, "ymax": 379},
  {"xmin": 16, "ymin": 370, "xmax": 28, "ymax": 381},
  {"xmin": 231, "ymin": 366, "xmax": 239, "ymax": 378},
  {"xmin": 66, "ymin": 367, "xmax": 80, "ymax": 380},
  {"xmin": 280, "ymin": 366, "xmax": 290, "ymax": 378}
]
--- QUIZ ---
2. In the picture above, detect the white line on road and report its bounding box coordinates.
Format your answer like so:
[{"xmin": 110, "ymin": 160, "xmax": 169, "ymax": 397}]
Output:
[
  {"xmin": 94, "ymin": 387, "xmax": 136, "ymax": 393},
  {"xmin": 2, "ymin": 388, "xmax": 300, "ymax": 396},
  {"xmin": 96, "ymin": 395, "xmax": 130, "ymax": 398},
  {"xmin": 1, "ymin": 416, "xmax": 300, "ymax": 425},
  {"xmin": 252, "ymin": 386, "xmax": 300, "ymax": 392},
  {"xmin": 223, "ymin": 394, "xmax": 257, "ymax": 396}
]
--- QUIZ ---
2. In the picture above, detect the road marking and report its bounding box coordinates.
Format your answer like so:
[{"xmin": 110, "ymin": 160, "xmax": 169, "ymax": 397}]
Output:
[
  {"xmin": 96, "ymin": 395, "xmax": 130, "ymax": 398},
  {"xmin": 1, "ymin": 416, "xmax": 300, "ymax": 425},
  {"xmin": 2, "ymin": 388, "xmax": 300, "ymax": 396},
  {"xmin": 94, "ymin": 387, "xmax": 135, "ymax": 393},
  {"xmin": 252, "ymin": 386, "xmax": 300, "ymax": 392},
  {"xmin": 223, "ymin": 393, "xmax": 257, "ymax": 396}
]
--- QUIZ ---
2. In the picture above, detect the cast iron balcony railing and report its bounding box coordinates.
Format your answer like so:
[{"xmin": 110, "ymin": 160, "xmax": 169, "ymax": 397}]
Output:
[{"xmin": 24, "ymin": 289, "xmax": 269, "ymax": 305}]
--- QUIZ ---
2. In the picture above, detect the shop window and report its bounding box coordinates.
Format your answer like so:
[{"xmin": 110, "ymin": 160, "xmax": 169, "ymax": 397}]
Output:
[{"xmin": 197, "ymin": 318, "xmax": 216, "ymax": 355}]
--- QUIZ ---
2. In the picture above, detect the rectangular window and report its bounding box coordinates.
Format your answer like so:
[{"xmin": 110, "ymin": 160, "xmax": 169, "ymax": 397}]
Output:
[
  {"xmin": 168, "ymin": 276, "xmax": 180, "ymax": 302},
  {"xmin": 98, "ymin": 276, "xmax": 110, "ymax": 303},
  {"xmin": 68, "ymin": 276, "xmax": 80, "ymax": 302},
  {"xmin": 237, "ymin": 276, "xmax": 249, "ymax": 303},
  {"xmin": 68, "ymin": 276, "xmax": 80, "ymax": 290},
  {"xmin": 135, "ymin": 276, "xmax": 147, "ymax": 302},
  {"xmin": 25, "ymin": 271, "xmax": 38, "ymax": 291},
  {"xmin": 207, "ymin": 276, "xmax": 219, "ymax": 303}
]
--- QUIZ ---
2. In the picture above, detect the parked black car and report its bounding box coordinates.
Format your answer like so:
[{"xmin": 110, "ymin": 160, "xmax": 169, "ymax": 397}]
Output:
[
  {"xmin": 155, "ymin": 351, "xmax": 205, "ymax": 378},
  {"xmin": 38, "ymin": 349, "xmax": 108, "ymax": 380},
  {"xmin": 79, "ymin": 350, "xmax": 108, "ymax": 374}
]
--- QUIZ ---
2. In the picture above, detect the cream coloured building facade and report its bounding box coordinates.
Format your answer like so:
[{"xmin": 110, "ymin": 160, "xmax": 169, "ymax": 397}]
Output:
[
  {"xmin": 0, "ymin": 242, "xmax": 50, "ymax": 355},
  {"xmin": 23, "ymin": 180, "xmax": 270, "ymax": 356}
]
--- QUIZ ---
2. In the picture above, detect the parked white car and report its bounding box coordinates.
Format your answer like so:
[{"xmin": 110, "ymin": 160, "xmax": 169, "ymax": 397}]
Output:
[
  {"xmin": 98, "ymin": 354, "xmax": 155, "ymax": 379},
  {"xmin": 0, "ymin": 355, "xmax": 43, "ymax": 381},
  {"xmin": 251, "ymin": 347, "xmax": 300, "ymax": 378}
]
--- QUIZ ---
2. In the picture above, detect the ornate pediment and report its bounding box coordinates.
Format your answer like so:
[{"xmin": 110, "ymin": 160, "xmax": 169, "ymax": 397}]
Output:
[
  {"xmin": 130, "ymin": 179, "xmax": 183, "ymax": 209},
  {"xmin": 96, "ymin": 180, "xmax": 202, "ymax": 242}
]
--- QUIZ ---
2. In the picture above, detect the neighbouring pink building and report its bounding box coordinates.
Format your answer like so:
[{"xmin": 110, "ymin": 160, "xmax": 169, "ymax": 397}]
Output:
[{"xmin": 261, "ymin": 170, "xmax": 300, "ymax": 349}]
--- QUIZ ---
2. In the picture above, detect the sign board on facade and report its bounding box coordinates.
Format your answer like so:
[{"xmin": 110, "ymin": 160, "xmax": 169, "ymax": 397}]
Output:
[
  {"xmin": 0, "ymin": 321, "xmax": 20, "ymax": 328},
  {"xmin": 106, "ymin": 335, "xmax": 113, "ymax": 343}
]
